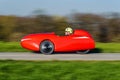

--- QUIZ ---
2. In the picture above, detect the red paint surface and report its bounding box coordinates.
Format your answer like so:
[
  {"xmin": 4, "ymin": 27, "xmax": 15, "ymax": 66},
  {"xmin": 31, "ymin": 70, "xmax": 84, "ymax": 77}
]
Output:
[{"xmin": 21, "ymin": 30, "xmax": 95, "ymax": 52}]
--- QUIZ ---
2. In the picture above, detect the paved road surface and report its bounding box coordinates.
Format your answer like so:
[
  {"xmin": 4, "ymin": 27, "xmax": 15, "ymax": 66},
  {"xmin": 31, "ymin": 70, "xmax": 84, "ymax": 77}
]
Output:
[{"xmin": 0, "ymin": 52, "xmax": 120, "ymax": 61}]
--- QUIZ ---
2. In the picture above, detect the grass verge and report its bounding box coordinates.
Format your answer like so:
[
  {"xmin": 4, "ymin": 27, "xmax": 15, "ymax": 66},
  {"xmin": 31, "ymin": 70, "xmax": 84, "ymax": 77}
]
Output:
[
  {"xmin": 0, "ymin": 41, "xmax": 29, "ymax": 52},
  {"xmin": 95, "ymin": 42, "xmax": 120, "ymax": 53},
  {"xmin": 0, "ymin": 60, "xmax": 120, "ymax": 80}
]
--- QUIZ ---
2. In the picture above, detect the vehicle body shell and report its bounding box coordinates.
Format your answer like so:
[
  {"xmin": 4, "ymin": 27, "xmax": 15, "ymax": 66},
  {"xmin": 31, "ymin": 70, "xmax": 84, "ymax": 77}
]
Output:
[{"xmin": 21, "ymin": 30, "xmax": 95, "ymax": 52}]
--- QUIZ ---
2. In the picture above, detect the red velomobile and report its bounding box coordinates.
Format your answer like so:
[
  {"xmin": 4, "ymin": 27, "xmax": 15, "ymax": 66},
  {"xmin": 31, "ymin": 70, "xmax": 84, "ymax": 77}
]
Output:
[{"xmin": 21, "ymin": 29, "xmax": 95, "ymax": 54}]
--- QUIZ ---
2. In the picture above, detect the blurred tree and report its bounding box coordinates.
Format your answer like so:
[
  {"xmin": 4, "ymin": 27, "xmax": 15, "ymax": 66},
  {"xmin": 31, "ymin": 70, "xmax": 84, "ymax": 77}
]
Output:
[
  {"xmin": 53, "ymin": 16, "xmax": 67, "ymax": 35},
  {"xmin": 32, "ymin": 9, "xmax": 47, "ymax": 16},
  {"xmin": 0, "ymin": 16, "xmax": 17, "ymax": 41},
  {"xmin": 108, "ymin": 18, "xmax": 120, "ymax": 42},
  {"xmin": 98, "ymin": 24, "xmax": 110, "ymax": 42},
  {"xmin": 0, "ymin": 11, "xmax": 120, "ymax": 42}
]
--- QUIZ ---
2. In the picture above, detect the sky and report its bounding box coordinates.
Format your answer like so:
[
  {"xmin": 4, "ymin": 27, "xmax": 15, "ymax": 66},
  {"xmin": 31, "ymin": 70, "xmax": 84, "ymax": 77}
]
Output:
[{"xmin": 0, "ymin": 0, "xmax": 120, "ymax": 16}]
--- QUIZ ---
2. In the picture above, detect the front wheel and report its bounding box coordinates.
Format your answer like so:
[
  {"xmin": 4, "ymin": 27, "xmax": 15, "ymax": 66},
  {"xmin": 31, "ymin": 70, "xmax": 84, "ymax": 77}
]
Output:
[
  {"xmin": 40, "ymin": 40, "xmax": 54, "ymax": 55},
  {"xmin": 76, "ymin": 50, "xmax": 90, "ymax": 54}
]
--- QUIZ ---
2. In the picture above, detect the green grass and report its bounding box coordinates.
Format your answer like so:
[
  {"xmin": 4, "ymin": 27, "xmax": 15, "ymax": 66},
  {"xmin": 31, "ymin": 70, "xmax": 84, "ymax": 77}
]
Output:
[
  {"xmin": 0, "ymin": 41, "xmax": 120, "ymax": 53},
  {"xmin": 0, "ymin": 60, "xmax": 120, "ymax": 80},
  {"xmin": 96, "ymin": 42, "xmax": 120, "ymax": 53},
  {"xmin": 0, "ymin": 41, "xmax": 28, "ymax": 52}
]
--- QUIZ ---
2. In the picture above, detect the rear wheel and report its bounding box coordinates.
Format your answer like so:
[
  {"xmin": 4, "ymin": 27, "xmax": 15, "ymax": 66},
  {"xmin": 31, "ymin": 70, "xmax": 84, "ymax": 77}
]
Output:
[
  {"xmin": 40, "ymin": 40, "xmax": 54, "ymax": 55},
  {"xmin": 76, "ymin": 50, "xmax": 90, "ymax": 54}
]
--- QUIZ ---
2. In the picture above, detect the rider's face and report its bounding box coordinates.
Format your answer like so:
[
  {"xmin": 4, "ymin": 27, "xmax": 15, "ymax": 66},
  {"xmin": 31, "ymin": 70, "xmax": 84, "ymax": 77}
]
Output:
[{"xmin": 65, "ymin": 31, "xmax": 71, "ymax": 35}]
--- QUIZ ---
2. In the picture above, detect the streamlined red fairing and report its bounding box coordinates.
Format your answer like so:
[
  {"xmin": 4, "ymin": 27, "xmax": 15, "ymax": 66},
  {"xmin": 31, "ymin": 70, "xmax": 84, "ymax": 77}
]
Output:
[{"xmin": 21, "ymin": 30, "xmax": 95, "ymax": 54}]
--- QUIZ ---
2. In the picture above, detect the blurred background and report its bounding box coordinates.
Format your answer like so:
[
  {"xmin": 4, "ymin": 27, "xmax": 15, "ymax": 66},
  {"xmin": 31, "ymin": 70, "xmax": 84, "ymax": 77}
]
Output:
[{"xmin": 0, "ymin": 0, "xmax": 120, "ymax": 42}]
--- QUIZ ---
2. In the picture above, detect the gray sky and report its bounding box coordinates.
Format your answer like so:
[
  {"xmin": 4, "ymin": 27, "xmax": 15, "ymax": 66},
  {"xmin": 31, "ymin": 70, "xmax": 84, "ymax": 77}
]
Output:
[{"xmin": 0, "ymin": 0, "xmax": 120, "ymax": 16}]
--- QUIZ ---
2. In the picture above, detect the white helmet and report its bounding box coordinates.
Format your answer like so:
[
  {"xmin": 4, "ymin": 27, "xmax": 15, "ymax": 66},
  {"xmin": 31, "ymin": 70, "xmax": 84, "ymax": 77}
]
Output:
[{"xmin": 65, "ymin": 27, "xmax": 73, "ymax": 34}]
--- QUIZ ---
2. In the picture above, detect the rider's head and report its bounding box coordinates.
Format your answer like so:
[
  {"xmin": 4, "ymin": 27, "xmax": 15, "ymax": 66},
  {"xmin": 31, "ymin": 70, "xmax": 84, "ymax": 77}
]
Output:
[{"xmin": 65, "ymin": 27, "xmax": 73, "ymax": 35}]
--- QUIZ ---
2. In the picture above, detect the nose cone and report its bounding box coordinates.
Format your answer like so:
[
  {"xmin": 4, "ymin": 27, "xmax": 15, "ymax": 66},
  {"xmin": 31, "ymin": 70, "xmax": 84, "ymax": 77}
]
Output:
[
  {"xmin": 20, "ymin": 38, "xmax": 31, "ymax": 49},
  {"xmin": 20, "ymin": 37, "xmax": 39, "ymax": 51}
]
